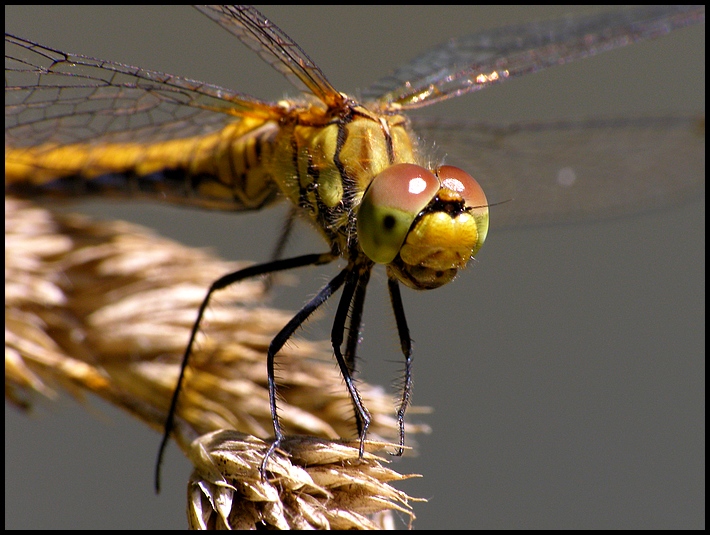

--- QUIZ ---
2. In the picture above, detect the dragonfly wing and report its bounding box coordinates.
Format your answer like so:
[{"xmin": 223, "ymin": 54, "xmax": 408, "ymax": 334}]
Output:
[
  {"xmin": 195, "ymin": 5, "xmax": 344, "ymax": 109},
  {"xmin": 364, "ymin": 6, "xmax": 705, "ymax": 110},
  {"xmin": 5, "ymin": 33, "xmax": 279, "ymax": 148},
  {"xmin": 410, "ymin": 115, "xmax": 705, "ymax": 228}
]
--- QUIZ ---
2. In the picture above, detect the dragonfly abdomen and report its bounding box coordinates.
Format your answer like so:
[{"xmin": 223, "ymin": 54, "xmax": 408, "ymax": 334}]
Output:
[{"xmin": 5, "ymin": 118, "xmax": 282, "ymax": 212}]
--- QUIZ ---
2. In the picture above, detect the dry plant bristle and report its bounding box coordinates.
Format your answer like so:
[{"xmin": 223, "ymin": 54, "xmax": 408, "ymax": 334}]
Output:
[
  {"xmin": 187, "ymin": 432, "xmax": 422, "ymax": 529},
  {"xmin": 5, "ymin": 198, "xmax": 428, "ymax": 528}
]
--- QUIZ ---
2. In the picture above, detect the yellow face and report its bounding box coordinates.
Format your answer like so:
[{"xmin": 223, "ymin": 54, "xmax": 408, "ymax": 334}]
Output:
[{"xmin": 357, "ymin": 163, "xmax": 489, "ymax": 290}]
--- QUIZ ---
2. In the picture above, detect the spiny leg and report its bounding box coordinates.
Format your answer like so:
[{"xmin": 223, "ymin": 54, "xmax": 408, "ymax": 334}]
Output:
[
  {"xmin": 264, "ymin": 205, "xmax": 298, "ymax": 292},
  {"xmin": 387, "ymin": 276, "xmax": 413, "ymax": 456},
  {"xmin": 331, "ymin": 263, "xmax": 373, "ymax": 458},
  {"xmin": 154, "ymin": 252, "xmax": 334, "ymax": 492},
  {"xmin": 260, "ymin": 267, "xmax": 349, "ymax": 476},
  {"xmin": 343, "ymin": 269, "xmax": 371, "ymax": 439},
  {"xmin": 270, "ymin": 205, "xmax": 298, "ymax": 263}
]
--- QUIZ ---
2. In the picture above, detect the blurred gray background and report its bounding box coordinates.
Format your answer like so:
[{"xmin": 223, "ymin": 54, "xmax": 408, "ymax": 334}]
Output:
[{"xmin": 5, "ymin": 6, "xmax": 704, "ymax": 529}]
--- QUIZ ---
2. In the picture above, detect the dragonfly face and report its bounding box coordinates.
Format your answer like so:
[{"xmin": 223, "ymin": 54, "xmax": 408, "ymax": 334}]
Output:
[
  {"xmin": 5, "ymin": 5, "xmax": 704, "ymax": 529},
  {"xmin": 358, "ymin": 163, "xmax": 489, "ymax": 289}
]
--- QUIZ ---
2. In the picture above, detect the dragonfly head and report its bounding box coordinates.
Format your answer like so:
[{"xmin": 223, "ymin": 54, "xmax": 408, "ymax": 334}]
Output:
[{"xmin": 357, "ymin": 163, "xmax": 489, "ymax": 290}]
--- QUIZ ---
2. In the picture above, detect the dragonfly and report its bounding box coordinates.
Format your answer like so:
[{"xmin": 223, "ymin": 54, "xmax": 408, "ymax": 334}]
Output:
[{"xmin": 5, "ymin": 4, "xmax": 705, "ymax": 492}]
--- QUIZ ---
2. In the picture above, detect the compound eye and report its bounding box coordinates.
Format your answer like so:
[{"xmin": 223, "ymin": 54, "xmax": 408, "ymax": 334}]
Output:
[
  {"xmin": 436, "ymin": 165, "xmax": 489, "ymax": 246},
  {"xmin": 357, "ymin": 163, "xmax": 439, "ymax": 264},
  {"xmin": 436, "ymin": 165, "xmax": 487, "ymax": 209}
]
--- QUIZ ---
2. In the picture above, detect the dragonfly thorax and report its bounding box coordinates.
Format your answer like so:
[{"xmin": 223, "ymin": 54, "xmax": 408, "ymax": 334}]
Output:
[{"xmin": 266, "ymin": 104, "xmax": 417, "ymax": 252}]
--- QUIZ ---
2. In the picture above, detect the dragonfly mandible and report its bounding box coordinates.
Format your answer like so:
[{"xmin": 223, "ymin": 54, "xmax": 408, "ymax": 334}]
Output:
[{"xmin": 6, "ymin": 5, "xmax": 700, "ymax": 498}]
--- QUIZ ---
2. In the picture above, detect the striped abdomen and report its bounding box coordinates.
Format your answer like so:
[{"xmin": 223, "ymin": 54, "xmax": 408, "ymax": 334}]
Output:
[{"xmin": 5, "ymin": 116, "xmax": 281, "ymax": 212}]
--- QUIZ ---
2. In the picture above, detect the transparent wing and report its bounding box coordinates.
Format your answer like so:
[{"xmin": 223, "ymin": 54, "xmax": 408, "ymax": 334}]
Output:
[
  {"xmin": 411, "ymin": 115, "xmax": 705, "ymax": 228},
  {"xmin": 195, "ymin": 5, "xmax": 344, "ymax": 109},
  {"xmin": 5, "ymin": 33, "xmax": 280, "ymax": 148},
  {"xmin": 364, "ymin": 5, "xmax": 705, "ymax": 110}
]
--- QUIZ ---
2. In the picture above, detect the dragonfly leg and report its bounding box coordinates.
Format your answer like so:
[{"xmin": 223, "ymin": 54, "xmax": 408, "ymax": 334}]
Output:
[
  {"xmin": 332, "ymin": 263, "xmax": 373, "ymax": 458},
  {"xmin": 259, "ymin": 266, "xmax": 349, "ymax": 478},
  {"xmin": 263, "ymin": 205, "xmax": 298, "ymax": 292},
  {"xmin": 155, "ymin": 251, "xmax": 335, "ymax": 492},
  {"xmin": 387, "ymin": 276, "xmax": 413, "ymax": 456},
  {"xmin": 343, "ymin": 269, "xmax": 371, "ymax": 440}
]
